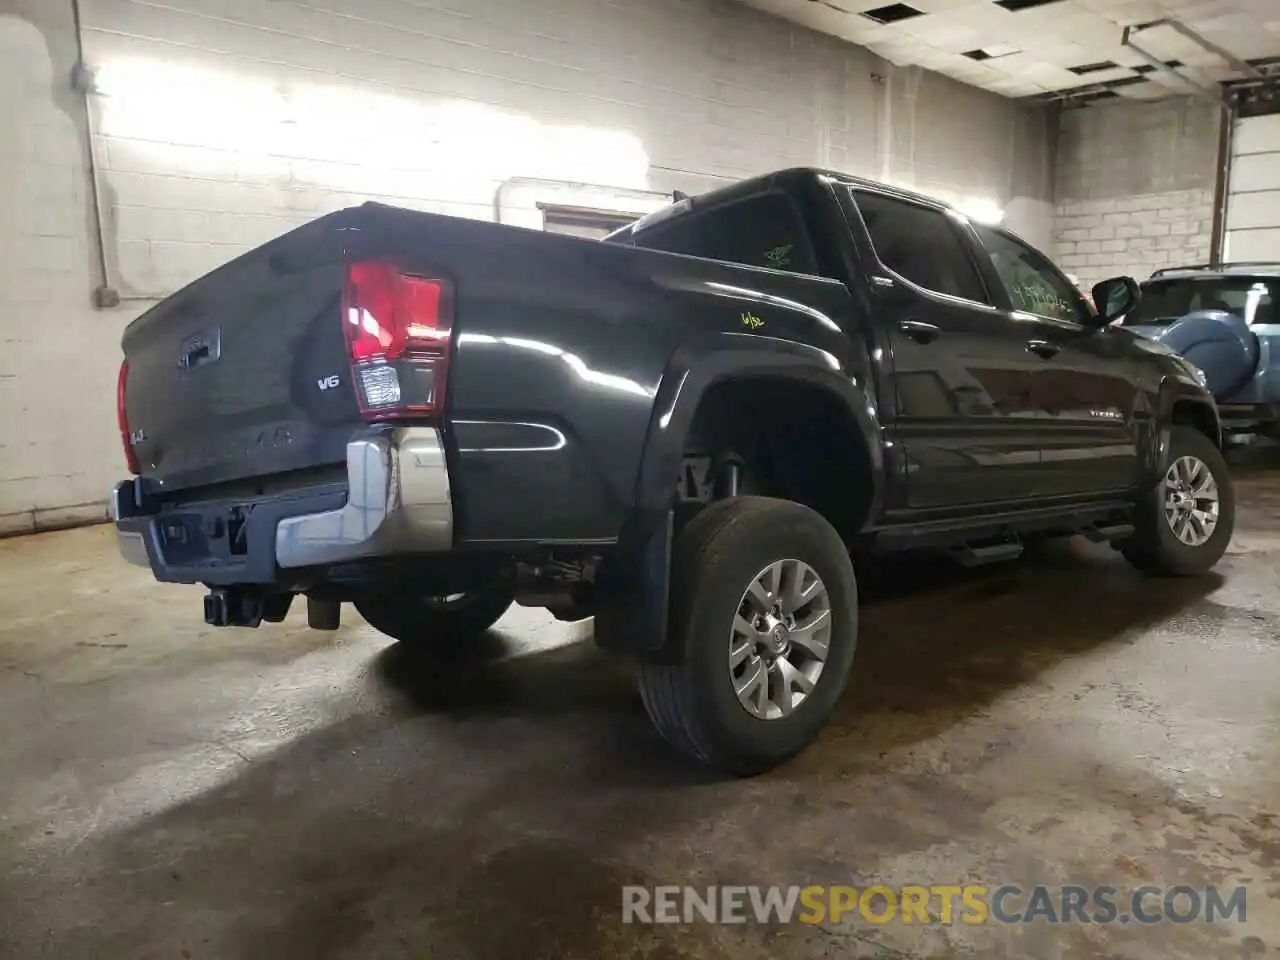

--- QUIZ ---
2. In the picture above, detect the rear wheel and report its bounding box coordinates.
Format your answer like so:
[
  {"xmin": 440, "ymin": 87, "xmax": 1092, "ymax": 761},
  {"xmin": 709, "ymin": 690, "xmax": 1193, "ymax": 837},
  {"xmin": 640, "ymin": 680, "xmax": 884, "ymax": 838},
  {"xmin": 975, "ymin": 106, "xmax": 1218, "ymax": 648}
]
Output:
[
  {"xmin": 638, "ymin": 496, "xmax": 858, "ymax": 776},
  {"xmin": 354, "ymin": 581, "xmax": 515, "ymax": 644},
  {"xmin": 1121, "ymin": 425, "xmax": 1234, "ymax": 576}
]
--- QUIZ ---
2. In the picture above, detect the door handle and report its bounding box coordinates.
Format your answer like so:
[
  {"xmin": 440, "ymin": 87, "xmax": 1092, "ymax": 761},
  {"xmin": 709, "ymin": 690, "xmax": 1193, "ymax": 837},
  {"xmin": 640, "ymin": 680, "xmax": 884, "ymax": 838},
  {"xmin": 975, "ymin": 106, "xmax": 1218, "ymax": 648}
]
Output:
[
  {"xmin": 1026, "ymin": 339, "xmax": 1060, "ymax": 359},
  {"xmin": 898, "ymin": 319, "xmax": 941, "ymax": 344}
]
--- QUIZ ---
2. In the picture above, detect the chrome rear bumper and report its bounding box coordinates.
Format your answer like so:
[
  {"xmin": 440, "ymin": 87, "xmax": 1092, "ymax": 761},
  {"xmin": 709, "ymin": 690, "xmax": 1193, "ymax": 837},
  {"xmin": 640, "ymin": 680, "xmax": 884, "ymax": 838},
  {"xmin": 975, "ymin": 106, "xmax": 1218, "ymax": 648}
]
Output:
[
  {"xmin": 113, "ymin": 426, "xmax": 452, "ymax": 577},
  {"xmin": 116, "ymin": 528, "xmax": 150, "ymax": 566},
  {"xmin": 275, "ymin": 427, "xmax": 451, "ymax": 567}
]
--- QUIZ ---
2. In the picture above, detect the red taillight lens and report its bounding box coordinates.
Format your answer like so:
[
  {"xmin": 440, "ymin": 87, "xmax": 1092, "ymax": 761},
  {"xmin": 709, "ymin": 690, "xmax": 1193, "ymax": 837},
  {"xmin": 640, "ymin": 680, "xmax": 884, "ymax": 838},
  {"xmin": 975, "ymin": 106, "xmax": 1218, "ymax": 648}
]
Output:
[
  {"xmin": 117, "ymin": 359, "xmax": 140, "ymax": 474},
  {"xmin": 342, "ymin": 261, "xmax": 452, "ymax": 420}
]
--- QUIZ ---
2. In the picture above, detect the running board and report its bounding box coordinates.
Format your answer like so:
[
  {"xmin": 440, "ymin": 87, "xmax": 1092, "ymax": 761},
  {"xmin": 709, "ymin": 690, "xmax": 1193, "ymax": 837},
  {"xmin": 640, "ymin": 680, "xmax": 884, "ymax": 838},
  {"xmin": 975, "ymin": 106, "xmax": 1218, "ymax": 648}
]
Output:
[
  {"xmin": 951, "ymin": 542, "xmax": 1024, "ymax": 567},
  {"xmin": 1080, "ymin": 521, "xmax": 1135, "ymax": 543},
  {"xmin": 872, "ymin": 499, "xmax": 1133, "ymax": 551}
]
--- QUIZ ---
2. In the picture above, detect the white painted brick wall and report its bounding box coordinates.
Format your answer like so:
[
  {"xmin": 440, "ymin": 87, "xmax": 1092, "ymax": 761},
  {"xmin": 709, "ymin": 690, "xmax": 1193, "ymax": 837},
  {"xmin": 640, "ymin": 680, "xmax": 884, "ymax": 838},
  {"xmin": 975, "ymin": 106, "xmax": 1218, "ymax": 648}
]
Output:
[
  {"xmin": 0, "ymin": 1, "xmax": 141, "ymax": 536},
  {"xmin": 76, "ymin": 0, "xmax": 1055, "ymax": 296},
  {"xmin": 2, "ymin": 0, "xmax": 1055, "ymax": 526},
  {"xmin": 1053, "ymin": 189, "xmax": 1215, "ymax": 291},
  {"xmin": 1051, "ymin": 97, "xmax": 1220, "ymax": 290}
]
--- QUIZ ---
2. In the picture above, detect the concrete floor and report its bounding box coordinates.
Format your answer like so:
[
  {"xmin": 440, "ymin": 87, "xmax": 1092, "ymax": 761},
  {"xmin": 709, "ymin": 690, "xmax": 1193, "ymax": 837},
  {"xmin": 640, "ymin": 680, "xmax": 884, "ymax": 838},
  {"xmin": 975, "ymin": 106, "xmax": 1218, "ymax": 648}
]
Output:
[{"xmin": 1, "ymin": 468, "xmax": 1278, "ymax": 960}]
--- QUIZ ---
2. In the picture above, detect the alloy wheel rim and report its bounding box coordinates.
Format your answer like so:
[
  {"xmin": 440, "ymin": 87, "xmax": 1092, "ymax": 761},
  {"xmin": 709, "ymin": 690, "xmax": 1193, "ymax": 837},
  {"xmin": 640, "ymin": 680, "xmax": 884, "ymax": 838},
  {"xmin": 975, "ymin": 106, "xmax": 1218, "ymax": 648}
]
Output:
[
  {"xmin": 729, "ymin": 559, "xmax": 832, "ymax": 720},
  {"xmin": 1162, "ymin": 455, "xmax": 1219, "ymax": 548}
]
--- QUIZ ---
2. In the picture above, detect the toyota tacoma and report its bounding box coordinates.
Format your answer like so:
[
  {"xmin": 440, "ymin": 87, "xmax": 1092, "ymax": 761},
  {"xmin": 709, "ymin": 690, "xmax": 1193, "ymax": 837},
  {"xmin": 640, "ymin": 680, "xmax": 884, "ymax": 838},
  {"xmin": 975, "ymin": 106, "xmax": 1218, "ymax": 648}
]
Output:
[{"xmin": 112, "ymin": 168, "xmax": 1234, "ymax": 774}]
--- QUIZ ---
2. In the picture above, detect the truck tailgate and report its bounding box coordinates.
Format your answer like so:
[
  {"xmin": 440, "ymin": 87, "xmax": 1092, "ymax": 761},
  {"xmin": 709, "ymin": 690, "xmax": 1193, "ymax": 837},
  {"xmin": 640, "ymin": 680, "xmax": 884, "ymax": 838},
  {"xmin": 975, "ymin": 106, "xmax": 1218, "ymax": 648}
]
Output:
[{"xmin": 121, "ymin": 214, "xmax": 362, "ymax": 493}]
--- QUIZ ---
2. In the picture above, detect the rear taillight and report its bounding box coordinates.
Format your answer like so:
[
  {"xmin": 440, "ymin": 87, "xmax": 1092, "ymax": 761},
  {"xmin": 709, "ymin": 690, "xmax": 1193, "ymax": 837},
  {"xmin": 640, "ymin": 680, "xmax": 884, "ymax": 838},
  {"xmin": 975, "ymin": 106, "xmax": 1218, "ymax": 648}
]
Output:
[
  {"xmin": 342, "ymin": 260, "xmax": 453, "ymax": 420},
  {"xmin": 116, "ymin": 359, "xmax": 140, "ymax": 474}
]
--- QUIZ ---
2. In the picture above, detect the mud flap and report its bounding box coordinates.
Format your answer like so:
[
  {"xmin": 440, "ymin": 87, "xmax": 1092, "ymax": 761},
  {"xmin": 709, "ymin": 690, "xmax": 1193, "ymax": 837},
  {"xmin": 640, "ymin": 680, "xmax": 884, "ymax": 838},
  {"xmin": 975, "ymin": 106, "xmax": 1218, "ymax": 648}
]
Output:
[{"xmin": 593, "ymin": 511, "xmax": 672, "ymax": 656}]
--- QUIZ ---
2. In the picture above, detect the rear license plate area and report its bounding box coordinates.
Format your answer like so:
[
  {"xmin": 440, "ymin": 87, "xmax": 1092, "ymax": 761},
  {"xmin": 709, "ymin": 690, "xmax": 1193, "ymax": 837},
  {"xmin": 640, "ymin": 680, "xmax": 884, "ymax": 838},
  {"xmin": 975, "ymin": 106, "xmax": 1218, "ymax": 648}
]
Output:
[{"xmin": 157, "ymin": 504, "xmax": 255, "ymax": 565}]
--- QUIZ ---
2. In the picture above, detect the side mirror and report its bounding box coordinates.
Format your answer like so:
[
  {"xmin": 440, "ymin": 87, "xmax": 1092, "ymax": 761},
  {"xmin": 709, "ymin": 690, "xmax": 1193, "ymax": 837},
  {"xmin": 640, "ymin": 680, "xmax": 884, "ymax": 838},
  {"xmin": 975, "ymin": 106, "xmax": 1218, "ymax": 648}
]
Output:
[{"xmin": 1091, "ymin": 276, "xmax": 1140, "ymax": 325}]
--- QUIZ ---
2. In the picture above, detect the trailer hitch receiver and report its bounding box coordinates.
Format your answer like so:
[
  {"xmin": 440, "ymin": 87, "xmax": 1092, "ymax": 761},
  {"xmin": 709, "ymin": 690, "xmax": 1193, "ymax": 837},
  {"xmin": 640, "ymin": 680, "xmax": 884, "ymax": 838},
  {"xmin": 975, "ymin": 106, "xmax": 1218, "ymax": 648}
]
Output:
[{"xmin": 204, "ymin": 588, "xmax": 265, "ymax": 628}]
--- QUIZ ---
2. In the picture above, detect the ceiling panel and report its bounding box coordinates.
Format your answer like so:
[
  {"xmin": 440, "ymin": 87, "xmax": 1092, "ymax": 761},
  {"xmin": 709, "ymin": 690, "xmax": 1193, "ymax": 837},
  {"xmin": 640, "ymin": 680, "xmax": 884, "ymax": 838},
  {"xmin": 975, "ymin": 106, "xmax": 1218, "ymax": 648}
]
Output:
[{"xmin": 736, "ymin": 0, "xmax": 1280, "ymax": 101}]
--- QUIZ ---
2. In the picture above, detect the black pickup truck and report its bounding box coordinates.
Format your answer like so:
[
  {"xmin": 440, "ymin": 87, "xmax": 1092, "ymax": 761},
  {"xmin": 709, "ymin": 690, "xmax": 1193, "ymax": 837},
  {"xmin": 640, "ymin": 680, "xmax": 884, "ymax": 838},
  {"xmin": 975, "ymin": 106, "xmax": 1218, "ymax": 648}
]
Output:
[{"xmin": 112, "ymin": 168, "xmax": 1233, "ymax": 774}]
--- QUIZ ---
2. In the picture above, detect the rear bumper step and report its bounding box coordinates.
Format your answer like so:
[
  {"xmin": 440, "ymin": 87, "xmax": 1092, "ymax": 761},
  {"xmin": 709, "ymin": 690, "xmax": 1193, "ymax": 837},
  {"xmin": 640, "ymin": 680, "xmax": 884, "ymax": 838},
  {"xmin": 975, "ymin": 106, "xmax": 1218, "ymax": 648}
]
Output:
[{"xmin": 112, "ymin": 426, "xmax": 452, "ymax": 584}]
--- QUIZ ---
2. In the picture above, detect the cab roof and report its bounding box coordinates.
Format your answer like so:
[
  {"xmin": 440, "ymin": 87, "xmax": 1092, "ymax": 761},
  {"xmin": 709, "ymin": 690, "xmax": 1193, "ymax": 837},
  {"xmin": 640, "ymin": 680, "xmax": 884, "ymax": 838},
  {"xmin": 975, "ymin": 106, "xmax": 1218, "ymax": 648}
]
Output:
[
  {"xmin": 677, "ymin": 167, "xmax": 958, "ymax": 213},
  {"xmin": 615, "ymin": 167, "xmax": 987, "ymax": 243}
]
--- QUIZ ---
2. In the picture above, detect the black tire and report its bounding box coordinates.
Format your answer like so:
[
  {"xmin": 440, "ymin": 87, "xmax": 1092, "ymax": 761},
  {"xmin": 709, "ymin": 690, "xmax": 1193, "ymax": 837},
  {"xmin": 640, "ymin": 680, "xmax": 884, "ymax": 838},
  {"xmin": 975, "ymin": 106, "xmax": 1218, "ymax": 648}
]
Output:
[
  {"xmin": 354, "ymin": 581, "xmax": 515, "ymax": 644},
  {"xmin": 638, "ymin": 496, "xmax": 858, "ymax": 776},
  {"xmin": 1121, "ymin": 426, "xmax": 1235, "ymax": 576}
]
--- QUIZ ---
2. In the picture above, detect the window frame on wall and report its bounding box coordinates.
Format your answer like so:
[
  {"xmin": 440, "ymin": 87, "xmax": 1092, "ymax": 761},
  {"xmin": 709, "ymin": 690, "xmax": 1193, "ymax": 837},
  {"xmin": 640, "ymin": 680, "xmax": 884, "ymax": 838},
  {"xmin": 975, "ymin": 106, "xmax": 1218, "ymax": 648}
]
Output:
[{"xmin": 538, "ymin": 203, "xmax": 639, "ymax": 239}]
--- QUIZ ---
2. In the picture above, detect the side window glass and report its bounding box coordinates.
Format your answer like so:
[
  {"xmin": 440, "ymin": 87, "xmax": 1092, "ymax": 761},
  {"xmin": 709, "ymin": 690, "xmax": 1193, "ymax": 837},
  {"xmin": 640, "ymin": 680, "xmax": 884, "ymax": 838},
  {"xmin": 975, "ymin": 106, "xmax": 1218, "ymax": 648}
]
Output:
[
  {"xmin": 975, "ymin": 225, "xmax": 1088, "ymax": 324},
  {"xmin": 851, "ymin": 191, "xmax": 989, "ymax": 304}
]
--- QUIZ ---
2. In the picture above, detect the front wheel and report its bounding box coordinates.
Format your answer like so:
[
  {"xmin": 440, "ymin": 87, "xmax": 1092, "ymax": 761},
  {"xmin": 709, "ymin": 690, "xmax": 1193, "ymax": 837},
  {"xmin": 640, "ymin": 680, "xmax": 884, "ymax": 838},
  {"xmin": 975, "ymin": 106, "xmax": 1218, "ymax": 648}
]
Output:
[
  {"xmin": 1121, "ymin": 425, "xmax": 1235, "ymax": 576},
  {"xmin": 638, "ymin": 496, "xmax": 858, "ymax": 776},
  {"xmin": 354, "ymin": 581, "xmax": 515, "ymax": 644}
]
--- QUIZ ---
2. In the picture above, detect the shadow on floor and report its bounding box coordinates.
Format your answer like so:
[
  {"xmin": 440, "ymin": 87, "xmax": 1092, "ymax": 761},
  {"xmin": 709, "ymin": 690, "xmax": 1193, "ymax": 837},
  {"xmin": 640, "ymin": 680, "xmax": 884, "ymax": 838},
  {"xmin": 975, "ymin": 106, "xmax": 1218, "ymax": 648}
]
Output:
[{"xmin": 370, "ymin": 537, "xmax": 1221, "ymax": 783}]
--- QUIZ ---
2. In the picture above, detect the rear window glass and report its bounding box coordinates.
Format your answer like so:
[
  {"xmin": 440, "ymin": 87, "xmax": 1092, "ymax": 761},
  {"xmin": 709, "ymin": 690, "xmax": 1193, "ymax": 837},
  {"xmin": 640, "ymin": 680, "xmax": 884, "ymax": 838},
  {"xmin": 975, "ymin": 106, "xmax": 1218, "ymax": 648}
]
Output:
[
  {"xmin": 1126, "ymin": 277, "xmax": 1275, "ymax": 326},
  {"xmin": 617, "ymin": 192, "xmax": 818, "ymax": 275}
]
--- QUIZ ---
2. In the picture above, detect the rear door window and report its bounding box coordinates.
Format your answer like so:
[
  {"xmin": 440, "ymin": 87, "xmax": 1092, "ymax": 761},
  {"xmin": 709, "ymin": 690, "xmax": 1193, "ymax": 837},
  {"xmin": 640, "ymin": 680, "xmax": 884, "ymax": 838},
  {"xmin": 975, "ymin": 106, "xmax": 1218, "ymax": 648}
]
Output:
[
  {"xmin": 620, "ymin": 192, "xmax": 819, "ymax": 275},
  {"xmin": 851, "ymin": 191, "xmax": 990, "ymax": 304}
]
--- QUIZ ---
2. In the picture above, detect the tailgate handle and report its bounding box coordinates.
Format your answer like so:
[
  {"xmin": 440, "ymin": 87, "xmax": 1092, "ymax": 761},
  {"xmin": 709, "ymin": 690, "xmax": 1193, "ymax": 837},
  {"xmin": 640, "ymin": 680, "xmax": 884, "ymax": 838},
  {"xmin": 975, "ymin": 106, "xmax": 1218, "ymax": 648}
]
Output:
[
  {"xmin": 181, "ymin": 344, "xmax": 210, "ymax": 369},
  {"xmin": 178, "ymin": 328, "xmax": 221, "ymax": 371}
]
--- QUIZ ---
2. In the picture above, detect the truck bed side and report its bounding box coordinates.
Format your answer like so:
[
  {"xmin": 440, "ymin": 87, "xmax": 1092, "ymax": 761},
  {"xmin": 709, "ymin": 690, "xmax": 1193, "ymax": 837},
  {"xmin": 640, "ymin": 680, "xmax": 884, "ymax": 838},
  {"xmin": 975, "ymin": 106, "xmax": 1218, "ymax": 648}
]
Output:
[{"xmin": 118, "ymin": 200, "xmax": 862, "ymax": 566}]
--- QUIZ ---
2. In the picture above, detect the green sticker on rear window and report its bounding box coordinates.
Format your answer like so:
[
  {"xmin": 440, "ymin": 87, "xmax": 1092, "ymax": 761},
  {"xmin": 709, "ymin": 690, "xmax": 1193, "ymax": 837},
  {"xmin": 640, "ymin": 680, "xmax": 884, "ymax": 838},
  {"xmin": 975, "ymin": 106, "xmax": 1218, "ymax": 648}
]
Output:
[{"xmin": 764, "ymin": 244, "xmax": 793, "ymax": 269}]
